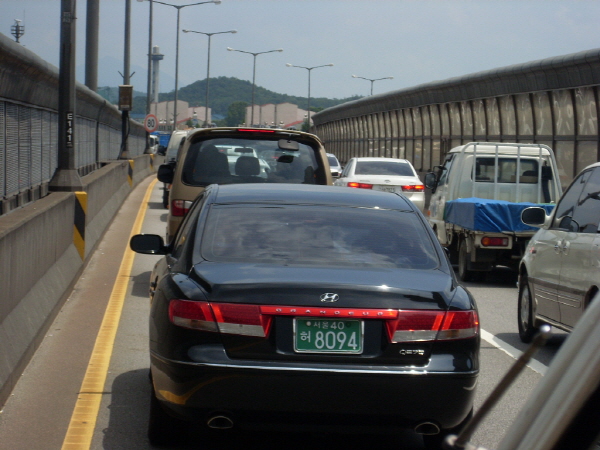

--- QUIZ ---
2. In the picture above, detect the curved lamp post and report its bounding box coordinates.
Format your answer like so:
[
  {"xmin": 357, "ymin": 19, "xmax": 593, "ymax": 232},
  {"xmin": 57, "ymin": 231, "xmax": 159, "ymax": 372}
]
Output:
[
  {"xmin": 352, "ymin": 74, "xmax": 394, "ymax": 96},
  {"xmin": 183, "ymin": 28, "xmax": 237, "ymax": 127},
  {"xmin": 227, "ymin": 47, "xmax": 283, "ymax": 126},
  {"xmin": 147, "ymin": 0, "xmax": 221, "ymax": 130},
  {"xmin": 286, "ymin": 63, "xmax": 333, "ymax": 127}
]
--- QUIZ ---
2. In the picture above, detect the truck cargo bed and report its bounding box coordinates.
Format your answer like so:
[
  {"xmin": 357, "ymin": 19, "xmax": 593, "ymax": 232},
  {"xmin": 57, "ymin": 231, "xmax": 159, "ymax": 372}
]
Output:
[{"xmin": 445, "ymin": 198, "xmax": 555, "ymax": 233}]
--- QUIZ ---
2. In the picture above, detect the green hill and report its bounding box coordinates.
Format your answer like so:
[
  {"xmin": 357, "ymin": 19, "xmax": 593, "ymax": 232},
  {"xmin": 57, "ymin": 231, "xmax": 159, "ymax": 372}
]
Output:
[{"xmin": 131, "ymin": 76, "xmax": 359, "ymax": 118}]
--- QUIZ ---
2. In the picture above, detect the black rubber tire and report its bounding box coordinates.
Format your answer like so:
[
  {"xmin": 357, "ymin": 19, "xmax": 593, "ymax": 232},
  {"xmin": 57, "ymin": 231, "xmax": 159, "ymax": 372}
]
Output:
[
  {"xmin": 148, "ymin": 387, "xmax": 187, "ymax": 447},
  {"xmin": 162, "ymin": 185, "xmax": 169, "ymax": 209},
  {"xmin": 517, "ymin": 273, "xmax": 538, "ymax": 343},
  {"xmin": 458, "ymin": 239, "xmax": 474, "ymax": 282}
]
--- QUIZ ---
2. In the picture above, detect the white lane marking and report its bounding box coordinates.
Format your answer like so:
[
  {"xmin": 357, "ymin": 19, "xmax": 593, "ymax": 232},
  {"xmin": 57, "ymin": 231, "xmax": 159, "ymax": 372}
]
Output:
[{"xmin": 481, "ymin": 329, "xmax": 548, "ymax": 375}]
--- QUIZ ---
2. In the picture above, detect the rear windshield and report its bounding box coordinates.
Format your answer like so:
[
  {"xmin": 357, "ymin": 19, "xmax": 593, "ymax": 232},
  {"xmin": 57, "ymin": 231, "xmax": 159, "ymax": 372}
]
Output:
[
  {"xmin": 474, "ymin": 157, "xmax": 539, "ymax": 183},
  {"xmin": 328, "ymin": 155, "xmax": 340, "ymax": 166},
  {"xmin": 200, "ymin": 205, "xmax": 439, "ymax": 269},
  {"xmin": 355, "ymin": 160, "xmax": 415, "ymax": 176},
  {"xmin": 182, "ymin": 137, "xmax": 323, "ymax": 186}
]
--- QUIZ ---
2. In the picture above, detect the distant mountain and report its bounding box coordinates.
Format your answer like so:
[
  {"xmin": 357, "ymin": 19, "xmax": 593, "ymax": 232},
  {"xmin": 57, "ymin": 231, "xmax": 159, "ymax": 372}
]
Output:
[
  {"xmin": 79, "ymin": 57, "xmax": 359, "ymax": 118},
  {"xmin": 131, "ymin": 76, "xmax": 359, "ymax": 118}
]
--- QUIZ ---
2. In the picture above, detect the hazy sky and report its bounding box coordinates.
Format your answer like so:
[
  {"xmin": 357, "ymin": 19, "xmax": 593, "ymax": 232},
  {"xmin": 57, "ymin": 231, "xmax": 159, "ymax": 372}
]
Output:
[{"xmin": 2, "ymin": 0, "xmax": 600, "ymax": 100}]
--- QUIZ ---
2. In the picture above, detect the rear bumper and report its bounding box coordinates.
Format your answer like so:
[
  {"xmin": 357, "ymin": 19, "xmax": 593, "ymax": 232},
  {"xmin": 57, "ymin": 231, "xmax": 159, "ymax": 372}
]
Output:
[{"xmin": 150, "ymin": 348, "xmax": 477, "ymax": 432}]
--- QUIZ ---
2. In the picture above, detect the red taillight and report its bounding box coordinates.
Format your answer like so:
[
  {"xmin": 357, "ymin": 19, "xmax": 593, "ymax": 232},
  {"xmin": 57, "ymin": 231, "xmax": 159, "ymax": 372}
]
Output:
[
  {"xmin": 348, "ymin": 182, "xmax": 373, "ymax": 189},
  {"xmin": 401, "ymin": 184, "xmax": 425, "ymax": 192},
  {"xmin": 481, "ymin": 236, "xmax": 509, "ymax": 247},
  {"xmin": 170, "ymin": 200, "xmax": 190, "ymax": 217},
  {"xmin": 212, "ymin": 303, "xmax": 273, "ymax": 337},
  {"xmin": 385, "ymin": 310, "xmax": 479, "ymax": 342},
  {"xmin": 168, "ymin": 301, "xmax": 272, "ymax": 337},
  {"xmin": 169, "ymin": 300, "xmax": 218, "ymax": 332},
  {"xmin": 168, "ymin": 301, "xmax": 479, "ymax": 342},
  {"xmin": 237, "ymin": 128, "xmax": 276, "ymax": 133},
  {"xmin": 439, "ymin": 310, "xmax": 480, "ymax": 340}
]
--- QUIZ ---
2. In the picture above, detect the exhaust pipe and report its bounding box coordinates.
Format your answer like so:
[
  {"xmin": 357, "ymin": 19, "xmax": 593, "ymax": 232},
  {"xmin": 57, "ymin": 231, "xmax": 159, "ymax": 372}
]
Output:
[
  {"xmin": 414, "ymin": 421, "xmax": 441, "ymax": 435},
  {"xmin": 207, "ymin": 415, "xmax": 234, "ymax": 430}
]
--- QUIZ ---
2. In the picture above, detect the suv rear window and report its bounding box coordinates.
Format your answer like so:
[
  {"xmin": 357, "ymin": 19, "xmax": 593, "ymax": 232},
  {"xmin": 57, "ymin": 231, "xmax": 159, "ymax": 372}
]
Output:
[{"xmin": 182, "ymin": 137, "xmax": 323, "ymax": 186}]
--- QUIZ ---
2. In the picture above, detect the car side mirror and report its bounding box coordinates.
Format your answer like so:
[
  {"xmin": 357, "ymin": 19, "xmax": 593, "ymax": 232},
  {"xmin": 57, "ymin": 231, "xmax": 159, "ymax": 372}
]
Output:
[
  {"xmin": 157, "ymin": 145, "xmax": 166, "ymax": 156},
  {"xmin": 424, "ymin": 172, "xmax": 438, "ymax": 191},
  {"xmin": 130, "ymin": 234, "xmax": 168, "ymax": 255},
  {"xmin": 521, "ymin": 207, "xmax": 547, "ymax": 227},
  {"xmin": 157, "ymin": 164, "xmax": 174, "ymax": 183}
]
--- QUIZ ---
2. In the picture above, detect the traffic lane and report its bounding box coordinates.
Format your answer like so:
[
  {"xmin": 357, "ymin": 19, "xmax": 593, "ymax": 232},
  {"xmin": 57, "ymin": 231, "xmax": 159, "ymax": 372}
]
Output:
[
  {"xmin": 460, "ymin": 266, "xmax": 568, "ymax": 369},
  {"xmin": 91, "ymin": 181, "xmax": 166, "ymax": 449},
  {"xmin": 469, "ymin": 338, "xmax": 543, "ymax": 449}
]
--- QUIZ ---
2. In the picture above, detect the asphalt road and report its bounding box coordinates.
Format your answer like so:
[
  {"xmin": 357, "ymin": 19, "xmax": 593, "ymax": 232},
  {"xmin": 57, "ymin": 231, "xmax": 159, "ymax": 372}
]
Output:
[{"xmin": 0, "ymin": 178, "xmax": 567, "ymax": 450}]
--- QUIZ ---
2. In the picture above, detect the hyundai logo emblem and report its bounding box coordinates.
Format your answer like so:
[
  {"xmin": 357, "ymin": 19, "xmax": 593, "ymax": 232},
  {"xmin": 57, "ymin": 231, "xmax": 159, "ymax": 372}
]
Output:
[{"xmin": 320, "ymin": 293, "xmax": 339, "ymax": 303}]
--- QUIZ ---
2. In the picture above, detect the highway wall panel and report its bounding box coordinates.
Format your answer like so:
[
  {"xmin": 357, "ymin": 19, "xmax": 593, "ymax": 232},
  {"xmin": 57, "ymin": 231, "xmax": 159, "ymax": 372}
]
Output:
[
  {"xmin": 312, "ymin": 47, "xmax": 600, "ymax": 185},
  {"xmin": 0, "ymin": 157, "xmax": 156, "ymax": 408}
]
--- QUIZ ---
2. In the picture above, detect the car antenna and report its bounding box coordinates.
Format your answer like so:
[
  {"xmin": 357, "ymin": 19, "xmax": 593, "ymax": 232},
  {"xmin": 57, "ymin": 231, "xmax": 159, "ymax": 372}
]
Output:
[{"xmin": 444, "ymin": 325, "xmax": 552, "ymax": 450}]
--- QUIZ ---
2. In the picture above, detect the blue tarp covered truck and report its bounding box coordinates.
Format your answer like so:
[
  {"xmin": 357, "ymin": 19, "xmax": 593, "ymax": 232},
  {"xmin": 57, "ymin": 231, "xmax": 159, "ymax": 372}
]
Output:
[{"xmin": 424, "ymin": 142, "xmax": 563, "ymax": 281}]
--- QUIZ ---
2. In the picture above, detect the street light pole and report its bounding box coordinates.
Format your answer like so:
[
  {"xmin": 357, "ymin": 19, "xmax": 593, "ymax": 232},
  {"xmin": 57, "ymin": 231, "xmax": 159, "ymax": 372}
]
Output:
[
  {"xmin": 183, "ymin": 29, "xmax": 237, "ymax": 127},
  {"xmin": 136, "ymin": 0, "xmax": 154, "ymax": 116},
  {"xmin": 286, "ymin": 63, "xmax": 333, "ymax": 128},
  {"xmin": 152, "ymin": 0, "xmax": 221, "ymax": 131},
  {"xmin": 227, "ymin": 47, "xmax": 283, "ymax": 126},
  {"xmin": 352, "ymin": 74, "xmax": 394, "ymax": 96}
]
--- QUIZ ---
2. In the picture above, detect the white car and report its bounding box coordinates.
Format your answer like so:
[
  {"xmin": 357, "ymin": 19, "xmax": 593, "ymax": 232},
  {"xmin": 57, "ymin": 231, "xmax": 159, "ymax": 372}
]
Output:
[
  {"xmin": 334, "ymin": 157, "xmax": 425, "ymax": 211},
  {"xmin": 518, "ymin": 161, "xmax": 600, "ymax": 343}
]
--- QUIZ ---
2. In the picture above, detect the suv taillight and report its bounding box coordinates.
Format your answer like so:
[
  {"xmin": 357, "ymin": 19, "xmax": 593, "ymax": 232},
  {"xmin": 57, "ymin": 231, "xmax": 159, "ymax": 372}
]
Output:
[{"xmin": 171, "ymin": 200, "xmax": 191, "ymax": 217}]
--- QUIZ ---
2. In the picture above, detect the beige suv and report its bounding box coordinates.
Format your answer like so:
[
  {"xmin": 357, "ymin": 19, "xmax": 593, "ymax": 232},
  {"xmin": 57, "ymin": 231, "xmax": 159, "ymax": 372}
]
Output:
[{"xmin": 157, "ymin": 127, "xmax": 333, "ymax": 242}]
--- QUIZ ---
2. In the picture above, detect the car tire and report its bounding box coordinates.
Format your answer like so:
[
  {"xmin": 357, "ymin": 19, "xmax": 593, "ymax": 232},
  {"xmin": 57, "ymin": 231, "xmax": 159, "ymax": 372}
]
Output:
[
  {"xmin": 162, "ymin": 184, "xmax": 169, "ymax": 209},
  {"xmin": 518, "ymin": 273, "xmax": 538, "ymax": 343},
  {"xmin": 422, "ymin": 409, "xmax": 473, "ymax": 450},
  {"xmin": 458, "ymin": 239, "xmax": 476, "ymax": 282},
  {"xmin": 148, "ymin": 385, "xmax": 188, "ymax": 447}
]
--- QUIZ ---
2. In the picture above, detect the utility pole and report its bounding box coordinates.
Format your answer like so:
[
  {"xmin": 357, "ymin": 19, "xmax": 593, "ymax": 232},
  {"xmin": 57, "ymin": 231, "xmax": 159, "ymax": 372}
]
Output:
[{"xmin": 50, "ymin": 0, "xmax": 83, "ymax": 191}]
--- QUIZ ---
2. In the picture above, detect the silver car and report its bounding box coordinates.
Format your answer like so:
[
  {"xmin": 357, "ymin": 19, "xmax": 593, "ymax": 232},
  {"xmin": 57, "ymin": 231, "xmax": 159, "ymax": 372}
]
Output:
[{"xmin": 518, "ymin": 161, "xmax": 600, "ymax": 343}]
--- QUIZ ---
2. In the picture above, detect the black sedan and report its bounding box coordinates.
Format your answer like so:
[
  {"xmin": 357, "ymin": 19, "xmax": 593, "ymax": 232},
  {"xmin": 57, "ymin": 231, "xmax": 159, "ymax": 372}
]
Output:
[{"xmin": 130, "ymin": 184, "xmax": 480, "ymax": 449}]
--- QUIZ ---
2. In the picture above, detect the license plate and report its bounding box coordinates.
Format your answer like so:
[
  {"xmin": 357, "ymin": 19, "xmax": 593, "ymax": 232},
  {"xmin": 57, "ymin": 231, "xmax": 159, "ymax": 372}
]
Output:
[
  {"xmin": 376, "ymin": 186, "xmax": 397, "ymax": 193},
  {"xmin": 294, "ymin": 318, "xmax": 363, "ymax": 354}
]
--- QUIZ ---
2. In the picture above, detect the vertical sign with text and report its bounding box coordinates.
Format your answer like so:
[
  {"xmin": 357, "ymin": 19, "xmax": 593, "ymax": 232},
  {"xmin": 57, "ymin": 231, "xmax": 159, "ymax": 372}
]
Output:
[{"xmin": 66, "ymin": 112, "xmax": 74, "ymax": 147}]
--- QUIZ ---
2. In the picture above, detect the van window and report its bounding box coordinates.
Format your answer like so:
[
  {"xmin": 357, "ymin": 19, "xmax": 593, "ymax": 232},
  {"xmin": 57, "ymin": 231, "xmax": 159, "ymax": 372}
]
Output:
[{"xmin": 474, "ymin": 157, "xmax": 538, "ymax": 183}]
